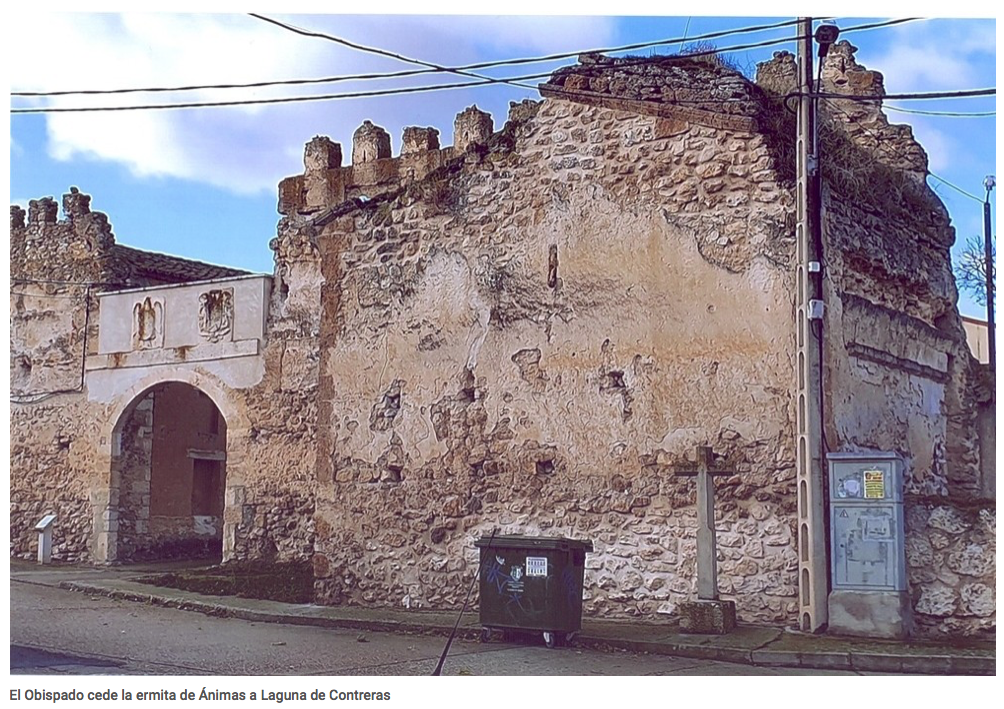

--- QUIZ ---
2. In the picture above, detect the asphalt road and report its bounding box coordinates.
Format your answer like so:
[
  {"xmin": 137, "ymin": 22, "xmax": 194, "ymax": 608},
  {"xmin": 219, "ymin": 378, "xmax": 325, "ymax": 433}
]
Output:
[{"xmin": 11, "ymin": 581, "xmax": 858, "ymax": 676}]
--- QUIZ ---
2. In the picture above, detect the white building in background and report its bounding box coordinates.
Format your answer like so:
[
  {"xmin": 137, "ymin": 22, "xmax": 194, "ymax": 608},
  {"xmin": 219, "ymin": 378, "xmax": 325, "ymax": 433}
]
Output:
[{"xmin": 962, "ymin": 315, "xmax": 990, "ymax": 364}]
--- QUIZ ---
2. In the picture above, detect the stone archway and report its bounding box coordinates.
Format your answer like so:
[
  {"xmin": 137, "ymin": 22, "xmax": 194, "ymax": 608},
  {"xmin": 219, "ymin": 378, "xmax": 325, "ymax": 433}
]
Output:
[{"xmin": 91, "ymin": 370, "xmax": 249, "ymax": 564}]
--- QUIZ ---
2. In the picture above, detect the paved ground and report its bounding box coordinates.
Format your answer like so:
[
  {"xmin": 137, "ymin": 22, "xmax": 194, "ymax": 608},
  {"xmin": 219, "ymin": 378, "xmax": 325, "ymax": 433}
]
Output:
[{"xmin": 11, "ymin": 581, "xmax": 861, "ymax": 676}]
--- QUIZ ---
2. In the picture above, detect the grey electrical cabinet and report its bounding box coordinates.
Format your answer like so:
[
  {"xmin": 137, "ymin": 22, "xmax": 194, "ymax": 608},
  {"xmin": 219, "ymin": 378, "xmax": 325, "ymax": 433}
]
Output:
[
  {"xmin": 827, "ymin": 452, "xmax": 913, "ymax": 638},
  {"xmin": 829, "ymin": 453, "xmax": 906, "ymax": 591}
]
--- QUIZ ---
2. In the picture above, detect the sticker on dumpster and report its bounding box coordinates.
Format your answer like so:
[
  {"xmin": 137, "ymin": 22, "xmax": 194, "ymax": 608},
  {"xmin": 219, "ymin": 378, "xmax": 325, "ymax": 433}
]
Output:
[
  {"xmin": 526, "ymin": 556, "xmax": 548, "ymax": 577},
  {"xmin": 863, "ymin": 470, "xmax": 885, "ymax": 499},
  {"xmin": 506, "ymin": 565, "xmax": 525, "ymax": 595}
]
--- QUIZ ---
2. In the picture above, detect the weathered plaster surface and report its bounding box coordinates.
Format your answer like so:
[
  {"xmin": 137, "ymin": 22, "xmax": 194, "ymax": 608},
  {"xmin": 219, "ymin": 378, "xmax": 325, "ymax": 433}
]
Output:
[
  {"xmin": 295, "ymin": 67, "xmax": 800, "ymax": 623},
  {"xmin": 10, "ymin": 193, "xmax": 314, "ymax": 565},
  {"xmin": 10, "ymin": 47, "xmax": 992, "ymax": 639},
  {"xmin": 812, "ymin": 44, "xmax": 993, "ymax": 637}
]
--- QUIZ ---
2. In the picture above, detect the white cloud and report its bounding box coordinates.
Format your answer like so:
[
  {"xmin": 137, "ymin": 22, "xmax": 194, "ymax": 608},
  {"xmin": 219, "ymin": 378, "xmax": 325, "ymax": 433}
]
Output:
[
  {"xmin": 902, "ymin": 120, "xmax": 953, "ymax": 173},
  {"xmin": 864, "ymin": 19, "xmax": 995, "ymax": 93},
  {"xmin": 460, "ymin": 15, "xmax": 616, "ymax": 54},
  {"xmin": 11, "ymin": 13, "xmax": 616, "ymax": 195}
]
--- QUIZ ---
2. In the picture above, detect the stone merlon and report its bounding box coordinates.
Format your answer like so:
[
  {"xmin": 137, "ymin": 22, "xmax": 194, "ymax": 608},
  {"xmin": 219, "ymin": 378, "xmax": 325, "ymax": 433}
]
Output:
[
  {"xmin": 278, "ymin": 105, "xmax": 504, "ymax": 216},
  {"xmin": 453, "ymin": 105, "xmax": 493, "ymax": 153},
  {"xmin": 352, "ymin": 120, "xmax": 392, "ymax": 164},
  {"xmin": 11, "ymin": 204, "xmax": 26, "ymax": 231},
  {"xmin": 305, "ymin": 136, "xmax": 342, "ymax": 173}
]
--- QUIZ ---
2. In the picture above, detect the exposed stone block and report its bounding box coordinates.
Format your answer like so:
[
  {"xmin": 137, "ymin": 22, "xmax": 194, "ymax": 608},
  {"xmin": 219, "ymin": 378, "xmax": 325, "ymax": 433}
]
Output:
[
  {"xmin": 453, "ymin": 105, "xmax": 493, "ymax": 152},
  {"xmin": 304, "ymin": 136, "xmax": 342, "ymax": 172},
  {"xmin": 62, "ymin": 187, "xmax": 91, "ymax": 218},
  {"xmin": 352, "ymin": 120, "xmax": 392, "ymax": 164},
  {"xmin": 678, "ymin": 599, "xmax": 738, "ymax": 634},
  {"xmin": 401, "ymin": 127, "xmax": 440, "ymax": 154},
  {"xmin": 28, "ymin": 197, "xmax": 58, "ymax": 224}
]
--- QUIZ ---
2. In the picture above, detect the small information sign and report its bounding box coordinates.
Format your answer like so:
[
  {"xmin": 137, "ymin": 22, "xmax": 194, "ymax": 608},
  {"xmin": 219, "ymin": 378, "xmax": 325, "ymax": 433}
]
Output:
[
  {"xmin": 526, "ymin": 556, "xmax": 548, "ymax": 577},
  {"xmin": 863, "ymin": 470, "xmax": 885, "ymax": 499}
]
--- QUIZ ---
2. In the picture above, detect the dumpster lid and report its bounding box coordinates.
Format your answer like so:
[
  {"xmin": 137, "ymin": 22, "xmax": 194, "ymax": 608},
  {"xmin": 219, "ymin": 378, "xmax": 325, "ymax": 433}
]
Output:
[{"xmin": 475, "ymin": 535, "xmax": 593, "ymax": 552}]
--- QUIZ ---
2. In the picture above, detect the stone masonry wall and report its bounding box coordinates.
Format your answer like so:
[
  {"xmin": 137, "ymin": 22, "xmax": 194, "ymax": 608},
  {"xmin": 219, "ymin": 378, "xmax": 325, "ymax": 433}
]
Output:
[
  {"xmin": 9, "ymin": 395, "xmax": 100, "ymax": 562},
  {"xmin": 226, "ymin": 218, "xmax": 322, "ymax": 563},
  {"xmin": 306, "ymin": 72, "xmax": 800, "ymax": 624},
  {"xmin": 757, "ymin": 44, "xmax": 995, "ymax": 638},
  {"xmin": 10, "ymin": 196, "xmax": 110, "ymax": 561},
  {"xmin": 11, "ymin": 191, "xmax": 316, "ymax": 566}
]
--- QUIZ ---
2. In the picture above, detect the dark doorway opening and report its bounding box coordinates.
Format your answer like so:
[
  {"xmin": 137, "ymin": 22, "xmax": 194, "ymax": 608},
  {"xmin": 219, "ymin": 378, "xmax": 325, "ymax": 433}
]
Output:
[{"xmin": 114, "ymin": 382, "xmax": 227, "ymax": 562}]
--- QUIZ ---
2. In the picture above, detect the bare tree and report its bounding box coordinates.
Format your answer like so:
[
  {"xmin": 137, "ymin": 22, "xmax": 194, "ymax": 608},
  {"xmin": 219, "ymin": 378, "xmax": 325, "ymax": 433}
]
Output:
[{"xmin": 955, "ymin": 234, "xmax": 995, "ymax": 307}]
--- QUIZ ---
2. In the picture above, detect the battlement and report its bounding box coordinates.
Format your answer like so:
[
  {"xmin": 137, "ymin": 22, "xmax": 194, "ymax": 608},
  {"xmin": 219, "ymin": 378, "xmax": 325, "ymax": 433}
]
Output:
[
  {"xmin": 11, "ymin": 187, "xmax": 103, "ymax": 231},
  {"xmin": 11, "ymin": 187, "xmax": 247, "ymax": 286},
  {"xmin": 11, "ymin": 187, "xmax": 114, "ymax": 247},
  {"xmin": 278, "ymin": 104, "xmax": 500, "ymax": 216}
]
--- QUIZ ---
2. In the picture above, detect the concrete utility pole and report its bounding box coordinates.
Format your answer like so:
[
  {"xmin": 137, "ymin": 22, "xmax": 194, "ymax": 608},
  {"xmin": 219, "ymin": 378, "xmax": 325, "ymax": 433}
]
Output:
[
  {"xmin": 795, "ymin": 17, "xmax": 829, "ymax": 633},
  {"xmin": 984, "ymin": 176, "xmax": 996, "ymax": 371}
]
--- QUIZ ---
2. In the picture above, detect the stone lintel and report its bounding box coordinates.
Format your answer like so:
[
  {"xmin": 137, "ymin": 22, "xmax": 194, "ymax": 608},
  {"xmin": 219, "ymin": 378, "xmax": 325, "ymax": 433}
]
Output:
[
  {"xmin": 85, "ymin": 338, "xmax": 260, "ymax": 371},
  {"xmin": 678, "ymin": 599, "xmax": 738, "ymax": 634},
  {"xmin": 538, "ymin": 82, "xmax": 759, "ymax": 133}
]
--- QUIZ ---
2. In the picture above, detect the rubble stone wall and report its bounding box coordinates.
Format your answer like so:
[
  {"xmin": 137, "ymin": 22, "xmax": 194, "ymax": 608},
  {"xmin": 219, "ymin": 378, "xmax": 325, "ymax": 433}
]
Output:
[
  {"xmin": 10, "ymin": 197, "xmax": 110, "ymax": 562},
  {"xmin": 807, "ymin": 43, "xmax": 993, "ymax": 638},
  {"xmin": 10, "ymin": 191, "xmax": 317, "ymax": 565},
  {"xmin": 9, "ymin": 395, "xmax": 102, "ymax": 562},
  {"xmin": 307, "ymin": 90, "xmax": 801, "ymax": 624}
]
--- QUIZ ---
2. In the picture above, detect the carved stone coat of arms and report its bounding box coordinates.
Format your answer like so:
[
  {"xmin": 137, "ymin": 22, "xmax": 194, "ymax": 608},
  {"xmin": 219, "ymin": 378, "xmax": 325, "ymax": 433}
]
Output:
[{"xmin": 198, "ymin": 289, "xmax": 234, "ymax": 343}]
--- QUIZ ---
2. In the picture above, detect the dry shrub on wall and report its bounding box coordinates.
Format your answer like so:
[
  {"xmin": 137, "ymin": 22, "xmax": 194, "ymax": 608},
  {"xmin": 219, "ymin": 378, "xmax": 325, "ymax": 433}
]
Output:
[
  {"xmin": 679, "ymin": 42, "xmax": 752, "ymax": 76},
  {"xmin": 756, "ymin": 93, "xmax": 797, "ymax": 186},
  {"xmin": 818, "ymin": 114, "xmax": 931, "ymax": 221}
]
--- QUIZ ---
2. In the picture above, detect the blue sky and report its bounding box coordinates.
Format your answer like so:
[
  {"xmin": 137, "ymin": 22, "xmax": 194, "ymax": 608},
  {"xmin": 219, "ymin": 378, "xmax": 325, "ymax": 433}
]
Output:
[{"xmin": 7, "ymin": 7, "xmax": 997, "ymax": 318}]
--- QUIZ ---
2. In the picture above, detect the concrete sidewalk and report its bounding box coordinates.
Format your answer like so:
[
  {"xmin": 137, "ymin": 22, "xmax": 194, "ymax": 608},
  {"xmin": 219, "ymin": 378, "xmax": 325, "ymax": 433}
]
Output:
[{"xmin": 10, "ymin": 561, "xmax": 995, "ymax": 675}]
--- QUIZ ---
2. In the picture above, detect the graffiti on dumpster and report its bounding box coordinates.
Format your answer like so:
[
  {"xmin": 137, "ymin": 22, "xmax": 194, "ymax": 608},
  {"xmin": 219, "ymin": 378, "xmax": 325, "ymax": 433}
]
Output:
[
  {"xmin": 485, "ymin": 555, "xmax": 526, "ymax": 610},
  {"xmin": 561, "ymin": 567, "xmax": 579, "ymax": 606}
]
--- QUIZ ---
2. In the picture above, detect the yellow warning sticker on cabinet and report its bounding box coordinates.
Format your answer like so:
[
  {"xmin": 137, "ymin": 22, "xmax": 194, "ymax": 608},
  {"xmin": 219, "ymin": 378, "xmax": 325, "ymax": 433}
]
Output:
[{"xmin": 863, "ymin": 470, "xmax": 885, "ymax": 499}]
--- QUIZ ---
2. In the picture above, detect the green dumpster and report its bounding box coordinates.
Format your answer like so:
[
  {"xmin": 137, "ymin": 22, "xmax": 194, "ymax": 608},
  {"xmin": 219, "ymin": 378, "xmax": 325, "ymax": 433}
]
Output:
[{"xmin": 475, "ymin": 535, "xmax": 593, "ymax": 648}]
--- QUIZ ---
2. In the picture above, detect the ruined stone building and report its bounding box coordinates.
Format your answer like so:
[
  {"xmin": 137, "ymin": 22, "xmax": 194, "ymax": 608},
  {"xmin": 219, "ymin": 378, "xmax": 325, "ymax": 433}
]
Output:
[{"xmin": 10, "ymin": 43, "xmax": 994, "ymax": 639}]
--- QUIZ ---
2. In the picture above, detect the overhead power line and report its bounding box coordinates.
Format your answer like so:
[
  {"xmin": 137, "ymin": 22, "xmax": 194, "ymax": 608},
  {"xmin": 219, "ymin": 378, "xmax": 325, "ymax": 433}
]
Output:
[
  {"xmin": 13, "ymin": 17, "xmax": 806, "ymax": 98},
  {"xmin": 837, "ymin": 17, "xmax": 921, "ymax": 33},
  {"xmin": 928, "ymin": 172, "xmax": 985, "ymax": 204},
  {"xmin": 813, "ymin": 88, "xmax": 996, "ymax": 102},
  {"xmin": 10, "ymin": 18, "xmax": 933, "ymax": 115},
  {"xmin": 11, "ymin": 32, "xmax": 814, "ymax": 114},
  {"xmin": 248, "ymin": 13, "xmax": 537, "ymax": 92},
  {"xmin": 884, "ymin": 105, "xmax": 995, "ymax": 118}
]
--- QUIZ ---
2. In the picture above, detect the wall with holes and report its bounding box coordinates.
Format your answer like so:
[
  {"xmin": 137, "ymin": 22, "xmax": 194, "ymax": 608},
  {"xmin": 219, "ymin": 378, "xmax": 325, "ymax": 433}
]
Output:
[{"xmin": 301, "ymin": 90, "xmax": 802, "ymax": 623}]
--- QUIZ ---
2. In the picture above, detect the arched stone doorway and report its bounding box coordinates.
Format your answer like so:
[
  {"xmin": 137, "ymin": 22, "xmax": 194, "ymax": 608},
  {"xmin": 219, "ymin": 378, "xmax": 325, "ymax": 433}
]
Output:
[{"xmin": 110, "ymin": 381, "xmax": 228, "ymax": 562}]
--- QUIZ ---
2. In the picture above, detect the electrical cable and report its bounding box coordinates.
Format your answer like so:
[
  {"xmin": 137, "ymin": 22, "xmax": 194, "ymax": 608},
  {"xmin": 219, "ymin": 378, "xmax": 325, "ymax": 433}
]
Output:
[
  {"xmin": 927, "ymin": 172, "xmax": 985, "ymax": 204},
  {"xmin": 678, "ymin": 16, "xmax": 693, "ymax": 52},
  {"xmin": 13, "ymin": 17, "xmax": 805, "ymax": 98},
  {"xmin": 249, "ymin": 13, "xmax": 537, "ymax": 92},
  {"xmin": 884, "ymin": 105, "xmax": 995, "ymax": 118},
  {"xmin": 813, "ymin": 88, "xmax": 996, "ymax": 102},
  {"xmin": 825, "ymin": 97, "xmax": 988, "ymax": 206},
  {"xmin": 11, "ymin": 32, "xmax": 814, "ymax": 115},
  {"xmin": 838, "ymin": 17, "xmax": 922, "ymax": 33},
  {"xmin": 11, "ymin": 17, "xmax": 925, "ymax": 115},
  {"xmin": 786, "ymin": 87, "xmax": 997, "ymax": 114}
]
